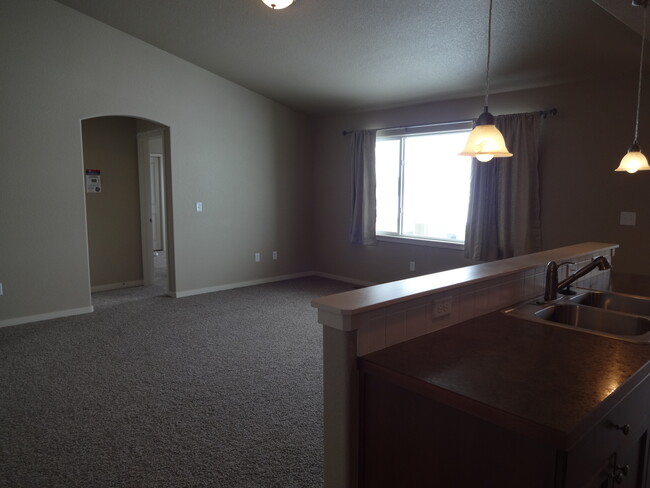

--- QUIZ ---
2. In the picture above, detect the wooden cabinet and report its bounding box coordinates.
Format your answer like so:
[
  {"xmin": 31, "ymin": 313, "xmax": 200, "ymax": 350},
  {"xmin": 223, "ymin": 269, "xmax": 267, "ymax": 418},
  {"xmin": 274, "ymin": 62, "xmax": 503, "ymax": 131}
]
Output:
[
  {"xmin": 360, "ymin": 365, "xmax": 650, "ymax": 488},
  {"xmin": 564, "ymin": 375, "xmax": 650, "ymax": 488}
]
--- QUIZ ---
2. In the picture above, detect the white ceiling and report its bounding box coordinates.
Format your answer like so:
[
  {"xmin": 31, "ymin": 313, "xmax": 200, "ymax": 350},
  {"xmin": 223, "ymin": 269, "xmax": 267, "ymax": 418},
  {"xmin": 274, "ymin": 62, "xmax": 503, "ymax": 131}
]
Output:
[{"xmin": 53, "ymin": 0, "xmax": 648, "ymax": 115}]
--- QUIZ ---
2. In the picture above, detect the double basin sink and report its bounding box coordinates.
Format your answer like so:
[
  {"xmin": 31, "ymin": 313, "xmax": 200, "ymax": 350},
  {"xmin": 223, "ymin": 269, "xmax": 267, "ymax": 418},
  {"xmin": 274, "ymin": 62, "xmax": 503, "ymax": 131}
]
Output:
[{"xmin": 503, "ymin": 289, "xmax": 650, "ymax": 343}]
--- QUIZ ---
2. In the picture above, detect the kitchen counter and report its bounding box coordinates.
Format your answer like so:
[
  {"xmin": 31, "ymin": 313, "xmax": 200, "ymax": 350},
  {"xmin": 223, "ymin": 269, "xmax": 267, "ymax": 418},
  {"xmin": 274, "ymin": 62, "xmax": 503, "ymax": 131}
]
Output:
[
  {"xmin": 359, "ymin": 311, "xmax": 650, "ymax": 487},
  {"xmin": 314, "ymin": 243, "xmax": 622, "ymax": 488},
  {"xmin": 360, "ymin": 311, "xmax": 650, "ymax": 451}
]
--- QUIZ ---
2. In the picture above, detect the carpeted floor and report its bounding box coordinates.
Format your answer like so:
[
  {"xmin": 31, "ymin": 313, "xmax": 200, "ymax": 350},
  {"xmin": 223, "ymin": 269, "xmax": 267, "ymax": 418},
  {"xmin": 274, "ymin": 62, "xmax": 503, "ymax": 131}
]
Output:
[{"xmin": 0, "ymin": 276, "xmax": 354, "ymax": 488}]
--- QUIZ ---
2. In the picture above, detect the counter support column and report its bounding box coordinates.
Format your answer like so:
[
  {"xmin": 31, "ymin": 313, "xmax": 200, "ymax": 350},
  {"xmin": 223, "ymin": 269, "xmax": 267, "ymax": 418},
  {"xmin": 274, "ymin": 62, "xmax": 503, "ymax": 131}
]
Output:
[{"xmin": 323, "ymin": 326, "xmax": 358, "ymax": 488}]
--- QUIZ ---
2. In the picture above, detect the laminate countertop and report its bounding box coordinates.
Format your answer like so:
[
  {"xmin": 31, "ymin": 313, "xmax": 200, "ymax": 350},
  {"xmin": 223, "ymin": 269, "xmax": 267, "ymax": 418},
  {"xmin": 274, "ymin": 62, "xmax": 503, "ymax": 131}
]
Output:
[{"xmin": 359, "ymin": 311, "xmax": 650, "ymax": 450}]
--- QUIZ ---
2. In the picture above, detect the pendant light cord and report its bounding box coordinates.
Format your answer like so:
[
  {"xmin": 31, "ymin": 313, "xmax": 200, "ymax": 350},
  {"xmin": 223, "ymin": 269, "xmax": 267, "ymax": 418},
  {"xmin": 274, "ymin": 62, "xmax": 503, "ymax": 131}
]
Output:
[
  {"xmin": 484, "ymin": 0, "xmax": 493, "ymax": 109},
  {"xmin": 634, "ymin": 6, "xmax": 647, "ymax": 143}
]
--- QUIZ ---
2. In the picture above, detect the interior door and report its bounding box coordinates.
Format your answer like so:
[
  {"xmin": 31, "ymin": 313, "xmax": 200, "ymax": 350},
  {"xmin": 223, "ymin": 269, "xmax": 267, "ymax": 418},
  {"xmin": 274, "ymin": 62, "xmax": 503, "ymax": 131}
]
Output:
[{"xmin": 149, "ymin": 154, "xmax": 164, "ymax": 251}]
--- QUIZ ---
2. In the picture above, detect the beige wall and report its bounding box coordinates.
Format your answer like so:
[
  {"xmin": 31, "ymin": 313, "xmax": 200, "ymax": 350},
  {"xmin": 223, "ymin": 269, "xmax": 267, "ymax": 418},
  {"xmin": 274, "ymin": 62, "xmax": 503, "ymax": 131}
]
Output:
[
  {"xmin": 0, "ymin": 0, "xmax": 313, "ymax": 324},
  {"xmin": 82, "ymin": 117, "xmax": 143, "ymax": 288},
  {"xmin": 312, "ymin": 76, "xmax": 650, "ymax": 284},
  {"xmin": 2, "ymin": 0, "xmax": 648, "ymax": 325}
]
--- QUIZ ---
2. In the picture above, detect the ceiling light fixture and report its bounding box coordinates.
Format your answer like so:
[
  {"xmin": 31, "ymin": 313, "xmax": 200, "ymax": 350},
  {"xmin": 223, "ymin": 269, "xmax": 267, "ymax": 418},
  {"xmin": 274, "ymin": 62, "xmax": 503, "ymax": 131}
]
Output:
[
  {"xmin": 616, "ymin": 0, "xmax": 650, "ymax": 173},
  {"xmin": 262, "ymin": 0, "xmax": 294, "ymax": 9},
  {"xmin": 459, "ymin": 0, "xmax": 512, "ymax": 162}
]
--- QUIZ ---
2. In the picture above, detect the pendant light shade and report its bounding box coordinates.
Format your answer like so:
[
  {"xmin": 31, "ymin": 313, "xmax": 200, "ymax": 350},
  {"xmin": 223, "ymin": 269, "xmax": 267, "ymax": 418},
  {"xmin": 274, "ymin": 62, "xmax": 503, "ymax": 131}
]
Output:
[
  {"xmin": 616, "ymin": 1, "xmax": 649, "ymax": 173},
  {"xmin": 616, "ymin": 143, "xmax": 650, "ymax": 173},
  {"xmin": 460, "ymin": 0, "xmax": 512, "ymax": 162},
  {"xmin": 262, "ymin": 0, "xmax": 294, "ymax": 9},
  {"xmin": 459, "ymin": 108, "xmax": 513, "ymax": 162}
]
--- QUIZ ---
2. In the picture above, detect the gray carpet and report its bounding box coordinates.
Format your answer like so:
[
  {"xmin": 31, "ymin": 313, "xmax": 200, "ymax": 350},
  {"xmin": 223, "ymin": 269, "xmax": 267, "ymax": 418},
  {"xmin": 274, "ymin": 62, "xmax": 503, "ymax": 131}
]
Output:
[{"xmin": 0, "ymin": 276, "xmax": 354, "ymax": 488}]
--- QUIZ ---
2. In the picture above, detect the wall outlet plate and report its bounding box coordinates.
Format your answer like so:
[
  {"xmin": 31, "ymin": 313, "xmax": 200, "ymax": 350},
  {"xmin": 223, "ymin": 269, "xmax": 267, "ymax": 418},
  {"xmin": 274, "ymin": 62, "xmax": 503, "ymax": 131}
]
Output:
[{"xmin": 433, "ymin": 296, "xmax": 452, "ymax": 318}]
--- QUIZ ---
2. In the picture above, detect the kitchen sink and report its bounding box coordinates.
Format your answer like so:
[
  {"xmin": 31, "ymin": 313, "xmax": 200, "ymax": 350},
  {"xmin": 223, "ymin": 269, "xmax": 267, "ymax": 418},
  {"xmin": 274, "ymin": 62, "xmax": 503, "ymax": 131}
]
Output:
[
  {"xmin": 503, "ymin": 290, "xmax": 650, "ymax": 343},
  {"xmin": 567, "ymin": 289, "xmax": 650, "ymax": 316},
  {"xmin": 536, "ymin": 304, "xmax": 650, "ymax": 337}
]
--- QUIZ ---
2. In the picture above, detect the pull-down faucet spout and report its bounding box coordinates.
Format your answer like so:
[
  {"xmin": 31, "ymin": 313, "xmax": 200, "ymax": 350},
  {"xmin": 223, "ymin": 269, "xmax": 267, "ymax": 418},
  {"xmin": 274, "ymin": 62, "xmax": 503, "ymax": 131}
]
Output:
[{"xmin": 543, "ymin": 256, "xmax": 611, "ymax": 302}]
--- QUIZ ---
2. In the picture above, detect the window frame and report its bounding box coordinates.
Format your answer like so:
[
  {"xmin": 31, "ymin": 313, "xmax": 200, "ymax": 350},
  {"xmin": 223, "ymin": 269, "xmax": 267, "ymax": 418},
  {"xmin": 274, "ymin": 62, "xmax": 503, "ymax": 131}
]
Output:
[{"xmin": 375, "ymin": 121, "xmax": 473, "ymax": 250}]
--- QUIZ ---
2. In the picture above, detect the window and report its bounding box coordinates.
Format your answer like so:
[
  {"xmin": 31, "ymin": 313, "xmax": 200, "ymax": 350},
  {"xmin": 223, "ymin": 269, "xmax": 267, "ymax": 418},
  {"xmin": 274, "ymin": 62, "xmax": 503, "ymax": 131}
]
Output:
[{"xmin": 375, "ymin": 123, "xmax": 473, "ymax": 247}]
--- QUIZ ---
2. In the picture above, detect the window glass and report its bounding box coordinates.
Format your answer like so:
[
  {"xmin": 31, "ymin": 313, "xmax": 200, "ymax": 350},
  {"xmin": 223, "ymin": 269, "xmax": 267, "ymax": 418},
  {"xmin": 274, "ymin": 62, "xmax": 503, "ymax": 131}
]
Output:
[{"xmin": 376, "ymin": 128, "xmax": 472, "ymax": 244}]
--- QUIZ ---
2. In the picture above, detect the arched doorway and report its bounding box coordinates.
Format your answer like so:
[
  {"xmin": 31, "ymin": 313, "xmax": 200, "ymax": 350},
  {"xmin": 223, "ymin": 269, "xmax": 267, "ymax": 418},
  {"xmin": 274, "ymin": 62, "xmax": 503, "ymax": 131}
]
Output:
[{"xmin": 81, "ymin": 116, "xmax": 173, "ymax": 295}]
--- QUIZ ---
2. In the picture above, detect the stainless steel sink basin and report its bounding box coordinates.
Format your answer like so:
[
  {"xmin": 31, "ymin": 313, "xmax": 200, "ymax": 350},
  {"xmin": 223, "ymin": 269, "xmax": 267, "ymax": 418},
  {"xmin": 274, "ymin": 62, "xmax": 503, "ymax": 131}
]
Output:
[
  {"xmin": 567, "ymin": 289, "xmax": 650, "ymax": 316},
  {"xmin": 503, "ymin": 290, "xmax": 650, "ymax": 343},
  {"xmin": 535, "ymin": 304, "xmax": 650, "ymax": 337}
]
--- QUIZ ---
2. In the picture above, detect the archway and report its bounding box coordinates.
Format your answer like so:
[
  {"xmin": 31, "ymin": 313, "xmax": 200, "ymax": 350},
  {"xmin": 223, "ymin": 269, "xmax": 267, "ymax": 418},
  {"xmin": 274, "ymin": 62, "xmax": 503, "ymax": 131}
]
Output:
[{"xmin": 81, "ymin": 116, "xmax": 174, "ymax": 295}]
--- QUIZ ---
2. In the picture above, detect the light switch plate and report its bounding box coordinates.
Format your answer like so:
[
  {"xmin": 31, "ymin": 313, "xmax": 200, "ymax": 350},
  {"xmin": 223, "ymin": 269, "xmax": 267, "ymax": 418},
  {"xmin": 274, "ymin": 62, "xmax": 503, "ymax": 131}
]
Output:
[
  {"xmin": 196, "ymin": 201, "xmax": 203, "ymax": 212},
  {"xmin": 620, "ymin": 211, "xmax": 636, "ymax": 226}
]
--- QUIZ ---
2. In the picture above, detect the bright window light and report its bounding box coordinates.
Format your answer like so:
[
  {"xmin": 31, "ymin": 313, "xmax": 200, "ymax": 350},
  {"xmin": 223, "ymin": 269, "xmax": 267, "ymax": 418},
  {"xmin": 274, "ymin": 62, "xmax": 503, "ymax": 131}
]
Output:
[{"xmin": 375, "ymin": 127, "xmax": 472, "ymax": 245}]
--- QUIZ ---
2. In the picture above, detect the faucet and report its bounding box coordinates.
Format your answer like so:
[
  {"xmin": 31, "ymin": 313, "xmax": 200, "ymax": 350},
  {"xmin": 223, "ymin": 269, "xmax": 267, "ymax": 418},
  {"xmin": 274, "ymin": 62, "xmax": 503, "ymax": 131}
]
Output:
[{"xmin": 543, "ymin": 255, "xmax": 611, "ymax": 302}]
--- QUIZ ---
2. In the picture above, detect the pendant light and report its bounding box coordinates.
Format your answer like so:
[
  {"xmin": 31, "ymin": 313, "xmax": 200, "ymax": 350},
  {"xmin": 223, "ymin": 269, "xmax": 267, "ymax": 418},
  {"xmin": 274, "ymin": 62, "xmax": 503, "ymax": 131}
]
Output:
[
  {"xmin": 459, "ymin": 0, "xmax": 512, "ymax": 162},
  {"xmin": 262, "ymin": 0, "xmax": 294, "ymax": 9},
  {"xmin": 616, "ymin": 1, "xmax": 650, "ymax": 173}
]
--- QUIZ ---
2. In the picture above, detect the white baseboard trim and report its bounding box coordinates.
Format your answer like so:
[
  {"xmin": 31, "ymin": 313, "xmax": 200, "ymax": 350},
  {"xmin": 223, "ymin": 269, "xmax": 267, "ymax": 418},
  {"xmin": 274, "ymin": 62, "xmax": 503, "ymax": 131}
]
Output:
[
  {"xmin": 0, "ymin": 306, "xmax": 94, "ymax": 328},
  {"xmin": 172, "ymin": 272, "xmax": 314, "ymax": 298},
  {"xmin": 91, "ymin": 280, "xmax": 144, "ymax": 293},
  {"xmin": 173, "ymin": 271, "xmax": 376, "ymax": 298},
  {"xmin": 0, "ymin": 272, "xmax": 371, "ymax": 327},
  {"xmin": 313, "ymin": 271, "xmax": 376, "ymax": 288}
]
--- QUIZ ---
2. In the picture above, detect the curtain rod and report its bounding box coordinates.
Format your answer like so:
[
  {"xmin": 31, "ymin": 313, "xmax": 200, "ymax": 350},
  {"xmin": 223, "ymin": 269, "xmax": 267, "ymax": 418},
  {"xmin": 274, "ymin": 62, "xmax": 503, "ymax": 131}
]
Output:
[{"xmin": 341, "ymin": 108, "xmax": 558, "ymax": 136}]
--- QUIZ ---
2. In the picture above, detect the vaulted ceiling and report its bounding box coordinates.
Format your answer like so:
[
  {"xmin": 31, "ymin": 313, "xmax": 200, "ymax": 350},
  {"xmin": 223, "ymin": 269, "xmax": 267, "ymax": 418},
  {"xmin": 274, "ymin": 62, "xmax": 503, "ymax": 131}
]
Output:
[{"xmin": 54, "ymin": 0, "xmax": 648, "ymax": 114}]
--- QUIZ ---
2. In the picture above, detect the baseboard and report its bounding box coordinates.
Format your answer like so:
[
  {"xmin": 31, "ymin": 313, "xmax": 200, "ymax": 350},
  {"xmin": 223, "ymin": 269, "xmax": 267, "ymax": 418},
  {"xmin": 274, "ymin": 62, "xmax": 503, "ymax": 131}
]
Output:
[
  {"xmin": 312, "ymin": 271, "xmax": 376, "ymax": 288},
  {"xmin": 0, "ymin": 273, "xmax": 372, "ymax": 327},
  {"xmin": 0, "ymin": 306, "xmax": 94, "ymax": 328},
  {"xmin": 172, "ymin": 272, "xmax": 314, "ymax": 298},
  {"xmin": 173, "ymin": 271, "xmax": 376, "ymax": 298},
  {"xmin": 91, "ymin": 280, "xmax": 144, "ymax": 293}
]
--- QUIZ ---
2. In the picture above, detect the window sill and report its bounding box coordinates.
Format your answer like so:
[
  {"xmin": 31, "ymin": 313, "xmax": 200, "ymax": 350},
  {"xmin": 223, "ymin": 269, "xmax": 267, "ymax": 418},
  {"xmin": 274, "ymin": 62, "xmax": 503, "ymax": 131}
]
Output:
[{"xmin": 376, "ymin": 234, "xmax": 465, "ymax": 250}]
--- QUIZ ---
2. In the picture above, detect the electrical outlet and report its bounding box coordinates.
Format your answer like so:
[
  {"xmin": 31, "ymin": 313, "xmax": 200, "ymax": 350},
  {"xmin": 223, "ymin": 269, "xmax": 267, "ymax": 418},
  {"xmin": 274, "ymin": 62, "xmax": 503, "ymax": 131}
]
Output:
[
  {"xmin": 409, "ymin": 261, "xmax": 415, "ymax": 272},
  {"xmin": 255, "ymin": 252, "xmax": 261, "ymax": 262},
  {"xmin": 272, "ymin": 251, "xmax": 278, "ymax": 260},
  {"xmin": 433, "ymin": 296, "xmax": 452, "ymax": 318},
  {"xmin": 0, "ymin": 283, "xmax": 3, "ymax": 296}
]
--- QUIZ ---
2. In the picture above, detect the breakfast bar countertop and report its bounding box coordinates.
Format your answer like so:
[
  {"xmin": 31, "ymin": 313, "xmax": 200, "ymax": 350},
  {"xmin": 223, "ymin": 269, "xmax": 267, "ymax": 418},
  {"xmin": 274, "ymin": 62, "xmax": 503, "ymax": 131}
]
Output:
[{"xmin": 359, "ymin": 311, "xmax": 650, "ymax": 451}]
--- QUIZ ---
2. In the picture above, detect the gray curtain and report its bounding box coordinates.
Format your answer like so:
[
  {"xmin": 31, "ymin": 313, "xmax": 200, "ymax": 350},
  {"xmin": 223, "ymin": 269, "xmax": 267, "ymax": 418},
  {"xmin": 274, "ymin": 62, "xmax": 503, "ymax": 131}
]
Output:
[
  {"xmin": 464, "ymin": 112, "xmax": 542, "ymax": 261},
  {"xmin": 349, "ymin": 130, "xmax": 378, "ymax": 245}
]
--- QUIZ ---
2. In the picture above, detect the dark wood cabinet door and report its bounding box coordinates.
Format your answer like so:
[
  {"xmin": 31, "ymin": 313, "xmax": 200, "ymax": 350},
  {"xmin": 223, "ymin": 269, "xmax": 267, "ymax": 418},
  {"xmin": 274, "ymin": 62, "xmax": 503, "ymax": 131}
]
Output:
[
  {"xmin": 360, "ymin": 373, "xmax": 557, "ymax": 488},
  {"xmin": 360, "ymin": 371, "xmax": 650, "ymax": 488}
]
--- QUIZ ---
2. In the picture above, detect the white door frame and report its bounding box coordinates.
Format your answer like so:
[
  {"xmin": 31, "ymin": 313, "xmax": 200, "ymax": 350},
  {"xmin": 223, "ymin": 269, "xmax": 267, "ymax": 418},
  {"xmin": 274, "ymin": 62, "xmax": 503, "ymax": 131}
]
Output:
[
  {"xmin": 149, "ymin": 153, "xmax": 165, "ymax": 251},
  {"xmin": 137, "ymin": 129, "xmax": 165, "ymax": 286}
]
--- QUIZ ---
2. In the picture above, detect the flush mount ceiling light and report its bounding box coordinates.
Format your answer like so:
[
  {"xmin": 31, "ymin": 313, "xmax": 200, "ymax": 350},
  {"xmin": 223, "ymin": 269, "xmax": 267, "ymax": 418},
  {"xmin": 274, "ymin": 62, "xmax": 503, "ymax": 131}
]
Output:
[
  {"xmin": 616, "ymin": 0, "xmax": 650, "ymax": 173},
  {"xmin": 459, "ymin": 0, "xmax": 512, "ymax": 162},
  {"xmin": 262, "ymin": 0, "xmax": 294, "ymax": 9}
]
